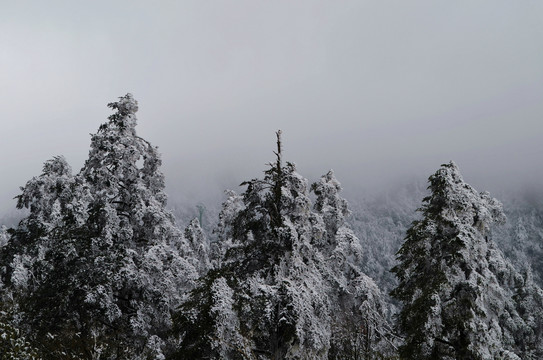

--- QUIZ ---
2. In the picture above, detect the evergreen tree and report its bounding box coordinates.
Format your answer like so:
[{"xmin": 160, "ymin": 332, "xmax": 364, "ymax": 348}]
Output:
[
  {"xmin": 512, "ymin": 270, "xmax": 543, "ymax": 358},
  {"xmin": 209, "ymin": 189, "xmax": 244, "ymax": 269},
  {"xmin": 173, "ymin": 132, "xmax": 331, "ymax": 359},
  {"xmin": 491, "ymin": 190, "xmax": 543, "ymax": 288},
  {"xmin": 0, "ymin": 155, "xmax": 95, "ymax": 357},
  {"xmin": 391, "ymin": 161, "xmax": 532, "ymax": 360},
  {"xmin": 1, "ymin": 94, "xmax": 199, "ymax": 359},
  {"xmin": 312, "ymin": 170, "xmax": 395, "ymax": 358},
  {"xmin": 0, "ymin": 319, "xmax": 39, "ymax": 360},
  {"xmin": 173, "ymin": 132, "xmax": 389, "ymax": 359},
  {"xmin": 184, "ymin": 218, "xmax": 210, "ymax": 276},
  {"xmin": 78, "ymin": 93, "xmax": 199, "ymax": 357},
  {"xmin": 0, "ymin": 229, "xmax": 40, "ymax": 360}
]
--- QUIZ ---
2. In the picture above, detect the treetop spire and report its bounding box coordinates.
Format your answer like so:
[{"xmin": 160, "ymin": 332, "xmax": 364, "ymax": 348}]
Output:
[
  {"xmin": 107, "ymin": 93, "xmax": 139, "ymax": 130},
  {"xmin": 110, "ymin": 93, "xmax": 138, "ymax": 115}
]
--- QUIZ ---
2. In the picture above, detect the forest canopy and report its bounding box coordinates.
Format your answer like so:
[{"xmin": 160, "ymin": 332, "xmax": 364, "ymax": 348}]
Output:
[{"xmin": 1, "ymin": 95, "xmax": 542, "ymax": 360}]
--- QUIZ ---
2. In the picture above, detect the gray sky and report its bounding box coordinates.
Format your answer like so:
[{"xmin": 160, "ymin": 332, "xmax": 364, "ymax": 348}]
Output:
[{"xmin": 1, "ymin": 0, "xmax": 543, "ymax": 215}]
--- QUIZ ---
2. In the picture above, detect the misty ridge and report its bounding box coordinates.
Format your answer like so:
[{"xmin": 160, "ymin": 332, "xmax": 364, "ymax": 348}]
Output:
[{"xmin": 0, "ymin": 94, "xmax": 542, "ymax": 359}]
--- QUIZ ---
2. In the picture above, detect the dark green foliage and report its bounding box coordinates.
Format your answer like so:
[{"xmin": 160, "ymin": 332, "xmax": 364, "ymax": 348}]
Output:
[
  {"xmin": 172, "ymin": 131, "xmax": 297, "ymax": 358},
  {"xmin": 1, "ymin": 95, "xmax": 196, "ymax": 359},
  {"xmin": 172, "ymin": 269, "xmax": 224, "ymax": 359},
  {"xmin": 171, "ymin": 131, "xmax": 340, "ymax": 359},
  {"xmin": 0, "ymin": 321, "xmax": 39, "ymax": 360},
  {"xmin": 391, "ymin": 162, "xmax": 524, "ymax": 360},
  {"xmin": 391, "ymin": 163, "xmax": 474, "ymax": 359}
]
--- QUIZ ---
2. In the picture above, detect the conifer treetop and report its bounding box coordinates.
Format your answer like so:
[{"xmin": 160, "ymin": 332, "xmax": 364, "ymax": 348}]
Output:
[
  {"xmin": 41, "ymin": 155, "xmax": 72, "ymax": 177},
  {"xmin": 106, "ymin": 93, "xmax": 139, "ymax": 131},
  {"xmin": 425, "ymin": 161, "xmax": 506, "ymax": 233},
  {"xmin": 391, "ymin": 161, "xmax": 522, "ymax": 359}
]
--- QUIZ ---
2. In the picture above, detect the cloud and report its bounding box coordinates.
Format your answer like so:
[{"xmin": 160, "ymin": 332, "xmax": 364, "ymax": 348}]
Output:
[{"xmin": 1, "ymin": 1, "xmax": 542, "ymax": 215}]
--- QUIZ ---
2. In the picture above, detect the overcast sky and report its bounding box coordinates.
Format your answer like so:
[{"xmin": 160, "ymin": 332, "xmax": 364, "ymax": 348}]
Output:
[{"xmin": 1, "ymin": 1, "xmax": 542, "ymax": 215}]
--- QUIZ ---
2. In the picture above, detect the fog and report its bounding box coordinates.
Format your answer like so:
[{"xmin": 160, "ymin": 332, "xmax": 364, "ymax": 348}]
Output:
[{"xmin": 1, "ymin": 1, "xmax": 542, "ymax": 216}]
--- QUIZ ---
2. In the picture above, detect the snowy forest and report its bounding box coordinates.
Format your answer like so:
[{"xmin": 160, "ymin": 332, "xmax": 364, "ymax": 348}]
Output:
[{"xmin": 0, "ymin": 94, "xmax": 542, "ymax": 360}]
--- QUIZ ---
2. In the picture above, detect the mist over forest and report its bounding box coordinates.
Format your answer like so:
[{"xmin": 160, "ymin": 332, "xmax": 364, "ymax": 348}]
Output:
[
  {"xmin": 1, "ymin": 1, "xmax": 543, "ymax": 217},
  {"xmin": 0, "ymin": 94, "xmax": 542, "ymax": 359},
  {"xmin": 1, "ymin": 1, "xmax": 542, "ymax": 359}
]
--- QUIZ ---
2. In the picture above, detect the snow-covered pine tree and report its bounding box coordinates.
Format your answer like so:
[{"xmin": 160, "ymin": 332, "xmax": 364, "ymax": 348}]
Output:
[
  {"xmin": 391, "ymin": 161, "xmax": 535, "ymax": 360},
  {"xmin": 0, "ymin": 227, "xmax": 40, "ymax": 360},
  {"xmin": 184, "ymin": 218, "xmax": 210, "ymax": 276},
  {"xmin": 75, "ymin": 93, "xmax": 200, "ymax": 358},
  {"xmin": 512, "ymin": 270, "xmax": 543, "ymax": 358},
  {"xmin": 173, "ymin": 132, "xmax": 391, "ymax": 359},
  {"xmin": 0, "ymin": 94, "xmax": 200, "ymax": 359},
  {"xmin": 311, "ymin": 170, "xmax": 395, "ymax": 358},
  {"xmin": 491, "ymin": 190, "xmax": 543, "ymax": 287},
  {"xmin": 0, "ymin": 319, "xmax": 39, "ymax": 360},
  {"xmin": 173, "ymin": 131, "xmax": 331, "ymax": 359},
  {"xmin": 0, "ymin": 155, "xmax": 95, "ymax": 357},
  {"xmin": 209, "ymin": 189, "xmax": 244, "ymax": 269}
]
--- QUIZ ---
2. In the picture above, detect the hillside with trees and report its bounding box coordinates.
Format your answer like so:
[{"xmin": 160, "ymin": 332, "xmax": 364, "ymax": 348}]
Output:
[{"xmin": 1, "ymin": 95, "xmax": 542, "ymax": 359}]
